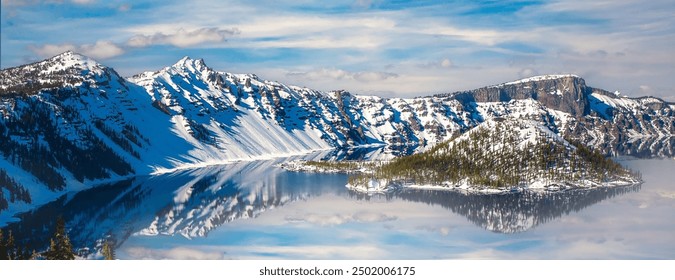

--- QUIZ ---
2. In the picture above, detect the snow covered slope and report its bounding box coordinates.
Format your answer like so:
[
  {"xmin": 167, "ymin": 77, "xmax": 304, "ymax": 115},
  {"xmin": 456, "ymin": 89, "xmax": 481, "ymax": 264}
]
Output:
[{"xmin": 127, "ymin": 57, "xmax": 337, "ymax": 170}]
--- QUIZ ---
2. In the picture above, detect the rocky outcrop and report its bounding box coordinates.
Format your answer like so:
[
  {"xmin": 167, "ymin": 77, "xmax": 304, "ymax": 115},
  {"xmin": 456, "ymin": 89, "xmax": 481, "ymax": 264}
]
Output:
[{"xmin": 452, "ymin": 75, "xmax": 590, "ymax": 117}]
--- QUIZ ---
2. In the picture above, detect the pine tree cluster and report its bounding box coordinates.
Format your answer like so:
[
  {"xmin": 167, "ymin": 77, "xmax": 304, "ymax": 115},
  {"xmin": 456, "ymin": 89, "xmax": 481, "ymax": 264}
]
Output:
[
  {"xmin": 94, "ymin": 120, "xmax": 141, "ymax": 159},
  {"xmin": 42, "ymin": 217, "xmax": 75, "ymax": 260},
  {"xmin": 0, "ymin": 228, "xmax": 33, "ymax": 260},
  {"xmin": 0, "ymin": 216, "xmax": 76, "ymax": 260},
  {"xmin": 0, "ymin": 169, "xmax": 31, "ymax": 211}
]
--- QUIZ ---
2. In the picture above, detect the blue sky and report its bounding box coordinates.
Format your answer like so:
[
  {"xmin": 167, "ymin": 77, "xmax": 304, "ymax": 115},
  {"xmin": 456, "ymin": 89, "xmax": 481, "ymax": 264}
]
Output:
[{"xmin": 1, "ymin": 0, "xmax": 674, "ymax": 100}]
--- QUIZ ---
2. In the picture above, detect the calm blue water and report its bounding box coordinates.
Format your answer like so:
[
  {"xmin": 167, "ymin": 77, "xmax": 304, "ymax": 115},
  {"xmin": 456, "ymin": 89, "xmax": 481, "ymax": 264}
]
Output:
[{"xmin": 5, "ymin": 155, "xmax": 675, "ymax": 259}]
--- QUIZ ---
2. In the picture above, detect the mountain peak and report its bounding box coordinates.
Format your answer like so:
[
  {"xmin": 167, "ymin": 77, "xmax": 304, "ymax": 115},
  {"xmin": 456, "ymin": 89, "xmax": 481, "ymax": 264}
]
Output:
[
  {"xmin": 173, "ymin": 56, "xmax": 206, "ymax": 68},
  {"xmin": 168, "ymin": 56, "xmax": 210, "ymax": 75},
  {"xmin": 49, "ymin": 51, "xmax": 100, "ymax": 68},
  {"xmin": 0, "ymin": 50, "xmax": 116, "ymax": 93},
  {"xmin": 54, "ymin": 50, "xmax": 78, "ymax": 57},
  {"xmin": 34, "ymin": 51, "xmax": 115, "ymax": 80},
  {"xmin": 175, "ymin": 55, "xmax": 192, "ymax": 64}
]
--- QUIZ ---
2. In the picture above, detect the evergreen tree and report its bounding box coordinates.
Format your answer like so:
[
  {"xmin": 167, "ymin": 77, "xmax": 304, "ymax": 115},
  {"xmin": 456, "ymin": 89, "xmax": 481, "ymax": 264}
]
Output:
[
  {"xmin": 16, "ymin": 245, "xmax": 30, "ymax": 260},
  {"xmin": 30, "ymin": 250, "xmax": 42, "ymax": 260},
  {"xmin": 102, "ymin": 241, "xmax": 115, "ymax": 260},
  {"xmin": 44, "ymin": 216, "xmax": 75, "ymax": 260},
  {"xmin": 6, "ymin": 230, "xmax": 16, "ymax": 260},
  {"xmin": 0, "ymin": 229, "xmax": 7, "ymax": 260}
]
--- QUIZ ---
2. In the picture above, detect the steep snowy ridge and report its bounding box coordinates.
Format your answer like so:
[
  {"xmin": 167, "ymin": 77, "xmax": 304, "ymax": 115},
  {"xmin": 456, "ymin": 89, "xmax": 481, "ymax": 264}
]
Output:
[
  {"xmin": 129, "ymin": 56, "xmax": 337, "ymax": 166},
  {"xmin": 0, "ymin": 52, "xmax": 673, "ymax": 221}
]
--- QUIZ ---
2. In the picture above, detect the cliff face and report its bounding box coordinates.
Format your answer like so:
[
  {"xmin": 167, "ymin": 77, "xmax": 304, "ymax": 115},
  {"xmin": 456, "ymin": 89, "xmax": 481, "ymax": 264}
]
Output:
[{"xmin": 453, "ymin": 75, "xmax": 591, "ymax": 117}]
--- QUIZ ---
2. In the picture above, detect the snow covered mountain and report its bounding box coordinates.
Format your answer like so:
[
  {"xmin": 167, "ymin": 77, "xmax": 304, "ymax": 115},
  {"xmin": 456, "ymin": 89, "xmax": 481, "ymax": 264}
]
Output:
[{"xmin": 0, "ymin": 52, "xmax": 673, "ymax": 217}]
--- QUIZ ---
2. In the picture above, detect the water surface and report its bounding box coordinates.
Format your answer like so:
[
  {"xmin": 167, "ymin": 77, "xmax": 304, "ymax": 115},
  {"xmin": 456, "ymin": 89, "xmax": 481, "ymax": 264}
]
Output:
[{"xmin": 4, "ymin": 155, "xmax": 674, "ymax": 259}]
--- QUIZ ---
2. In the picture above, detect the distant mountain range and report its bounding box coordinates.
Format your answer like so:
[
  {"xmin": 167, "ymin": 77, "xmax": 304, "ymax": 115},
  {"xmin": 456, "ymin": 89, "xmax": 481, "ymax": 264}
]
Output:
[{"xmin": 0, "ymin": 51, "xmax": 673, "ymax": 218}]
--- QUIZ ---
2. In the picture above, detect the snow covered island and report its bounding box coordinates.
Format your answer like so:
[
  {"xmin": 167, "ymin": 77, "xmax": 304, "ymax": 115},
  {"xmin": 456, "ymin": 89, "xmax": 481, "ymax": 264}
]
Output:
[
  {"xmin": 346, "ymin": 119, "xmax": 642, "ymax": 194},
  {"xmin": 283, "ymin": 118, "xmax": 642, "ymax": 194}
]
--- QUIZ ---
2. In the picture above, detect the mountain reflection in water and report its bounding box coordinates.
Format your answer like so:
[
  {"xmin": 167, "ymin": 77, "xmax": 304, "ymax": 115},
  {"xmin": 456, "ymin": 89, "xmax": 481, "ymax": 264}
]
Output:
[
  {"xmin": 349, "ymin": 185, "xmax": 641, "ymax": 233},
  {"xmin": 2, "ymin": 154, "xmax": 642, "ymax": 255}
]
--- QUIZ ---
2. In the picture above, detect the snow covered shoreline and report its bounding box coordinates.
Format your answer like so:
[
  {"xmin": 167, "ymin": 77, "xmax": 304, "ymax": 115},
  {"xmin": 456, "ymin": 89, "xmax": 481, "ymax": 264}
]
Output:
[
  {"xmin": 278, "ymin": 159, "xmax": 383, "ymax": 174},
  {"xmin": 345, "ymin": 176, "xmax": 643, "ymax": 195}
]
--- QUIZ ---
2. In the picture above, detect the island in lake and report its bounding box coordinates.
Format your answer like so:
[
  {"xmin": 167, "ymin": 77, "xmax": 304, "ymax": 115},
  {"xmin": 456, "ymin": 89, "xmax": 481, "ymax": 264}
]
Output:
[{"xmin": 282, "ymin": 118, "xmax": 642, "ymax": 194}]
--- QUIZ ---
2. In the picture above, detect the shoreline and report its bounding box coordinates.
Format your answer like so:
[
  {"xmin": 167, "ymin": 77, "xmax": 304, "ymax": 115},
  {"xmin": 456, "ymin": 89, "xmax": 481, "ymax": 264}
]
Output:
[
  {"xmin": 346, "ymin": 178, "xmax": 644, "ymax": 195},
  {"xmin": 279, "ymin": 159, "xmax": 643, "ymax": 195}
]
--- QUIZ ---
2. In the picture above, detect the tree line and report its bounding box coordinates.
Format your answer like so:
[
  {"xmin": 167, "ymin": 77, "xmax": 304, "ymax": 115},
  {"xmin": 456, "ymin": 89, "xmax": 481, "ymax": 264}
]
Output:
[
  {"xmin": 0, "ymin": 217, "xmax": 115, "ymax": 260},
  {"xmin": 0, "ymin": 169, "xmax": 31, "ymax": 211}
]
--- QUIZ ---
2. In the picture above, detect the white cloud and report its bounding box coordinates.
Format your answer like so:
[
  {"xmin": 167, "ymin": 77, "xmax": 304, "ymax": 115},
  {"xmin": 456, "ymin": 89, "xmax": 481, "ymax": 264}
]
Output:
[
  {"xmin": 30, "ymin": 40, "xmax": 124, "ymax": 59},
  {"xmin": 285, "ymin": 211, "xmax": 396, "ymax": 226},
  {"xmin": 353, "ymin": 71, "xmax": 399, "ymax": 82},
  {"xmin": 124, "ymin": 247, "xmax": 224, "ymax": 260},
  {"xmin": 250, "ymin": 35, "xmax": 384, "ymax": 49},
  {"xmin": 120, "ymin": 15, "xmax": 396, "ymax": 50},
  {"xmin": 27, "ymin": 26, "xmax": 238, "ymax": 61},
  {"xmin": 287, "ymin": 68, "xmax": 398, "ymax": 83},
  {"xmin": 235, "ymin": 16, "xmax": 396, "ymax": 39},
  {"xmin": 124, "ymin": 244, "xmax": 387, "ymax": 260},
  {"xmin": 7, "ymin": 0, "xmax": 675, "ymax": 100},
  {"xmin": 127, "ymin": 27, "xmax": 239, "ymax": 48},
  {"xmin": 419, "ymin": 25, "xmax": 511, "ymax": 46},
  {"xmin": 135, "ymin": 15, "xmax": 396, "ymax": 50},
  {"xmin": 419, "ymin": 58, "xmax": 454, "ymax": 69},
  {"xmin": 518, "ymin": 68, "xmax": 539, "ymax": 78},
  {"xmin": 243, "ymin": 245, "xmax": 387, "ymax": 259},
  {"xmin": 29, "ymin": 43, "xmax": 77, "ymax": 57},
  {"xmin": 79, "ymin": 40, "xmax": 125, "ymax": 59},
  {"xmin": 287, "ymin": 68, "xmax": 350, "ymax": 81}
]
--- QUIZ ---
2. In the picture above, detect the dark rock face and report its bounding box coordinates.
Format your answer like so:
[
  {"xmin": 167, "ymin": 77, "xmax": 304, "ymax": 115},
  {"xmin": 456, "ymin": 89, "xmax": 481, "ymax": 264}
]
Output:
[{"xmin": 454, "ymin": 76, "xmax": 591, "ymax": 117}]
